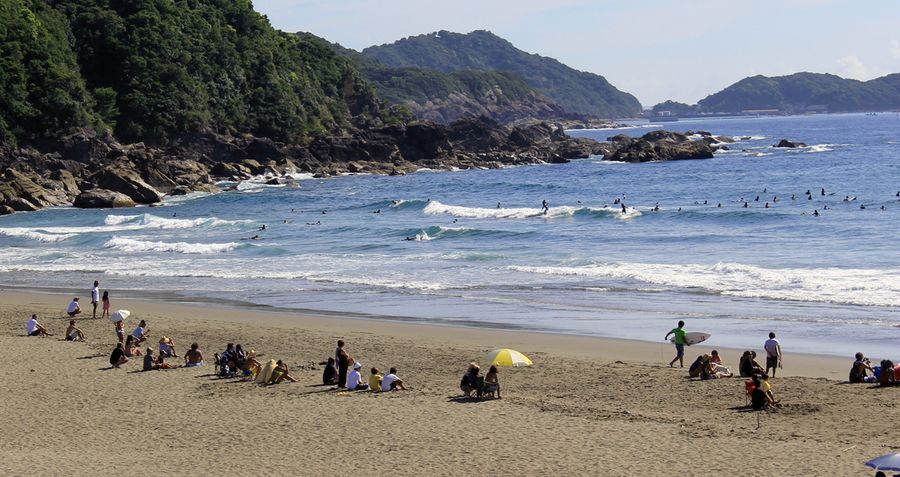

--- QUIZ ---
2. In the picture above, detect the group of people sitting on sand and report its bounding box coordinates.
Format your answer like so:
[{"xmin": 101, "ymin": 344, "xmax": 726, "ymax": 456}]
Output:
[
  {"xmin": 734, "ymin": 350, "xmax": 781, "ymax": 410},
  {"xmin": 849, "ymin": 352, "xmax": 899, "ymax": 387},
  {"xmin": 688, "ymin": 350, "xmax": 734, "ymax": 380},
  {"xmin": 321, "ymin": 340, "xmax": 408, "ymax": 393},
  {"xmin": 459, "ymin": 363, "xmax": 501, "ymax": 398}
]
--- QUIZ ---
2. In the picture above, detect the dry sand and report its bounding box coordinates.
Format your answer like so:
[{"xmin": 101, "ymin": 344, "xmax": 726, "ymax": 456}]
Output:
[{"xmin": 0, "ymin": 290, "xmax": 896, "ymax": 476}]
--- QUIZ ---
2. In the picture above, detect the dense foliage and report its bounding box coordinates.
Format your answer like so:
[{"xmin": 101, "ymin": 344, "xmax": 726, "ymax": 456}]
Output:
[
  {"xmin": 0, "ymin": 0, "xmax": 381, "ymax": 147},
  {"xmin": 650, "ymin": 100, "xmax": 698, "ymax": 116},
  {"xmin": 696, "ymin": 72, "xmax": 900, "ymax": 113},
  {"xmin": 362, "ymin": 30, "xmax": 641, "ymax": 118}
]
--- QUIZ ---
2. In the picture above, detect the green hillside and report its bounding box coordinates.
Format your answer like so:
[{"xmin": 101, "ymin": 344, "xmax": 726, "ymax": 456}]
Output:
[{"xmin": 362, "ymin": 30, "xmax": 641, "ymax": 118}]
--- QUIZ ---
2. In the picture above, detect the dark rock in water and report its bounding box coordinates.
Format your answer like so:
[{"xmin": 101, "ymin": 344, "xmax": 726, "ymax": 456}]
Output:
[
  {"xmin": 5, "ymin": 197, "xmax": 40, "ymax": 211},
  {"xmin": 602, "ymin": 130, "xmax": 716, "ymax": 163},
  {"xmin": 0, "ymin": 205, "xmax": 14, "ymax": 215},
  {"xmin": 774, "ymin": 139, "xmax": 807, "ymax": 148},
  {"xmin": 92, "ymin": 168, "xmax": 163, "ymax": 204},
  {"xmin": 74, "ymin": 189, "xmax": 136, "ymax": 208}
]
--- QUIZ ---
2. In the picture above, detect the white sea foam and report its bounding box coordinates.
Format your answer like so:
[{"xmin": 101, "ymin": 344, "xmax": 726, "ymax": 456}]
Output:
[
  {"xmin": 509, "ymin": 262, "xmax": 900, "ymax": 307},
  {"xmin": 103, "ymin": 213, "xmax": 249, "ymax": 229},
  {"xmin": 0, "ymin": 228, "xmax": 75, "ymax": 242},
  {"xmin": 104, "ymin": 236, "xmax": 245, "ymax": 254},
  {"xmin": 423, "ymin": 200, "xmax": 641, "ymax": 220}
]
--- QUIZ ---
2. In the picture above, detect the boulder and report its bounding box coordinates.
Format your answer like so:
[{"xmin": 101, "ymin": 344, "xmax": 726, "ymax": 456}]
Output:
[
  {"xmin": 5, "ymin": 197, "xmax": 40, "ymax": 211},
  {"xmin": 602, "ymin": 131, "xmax": 716, "ymax": 163},
  {"xmin": 92, "ymin": 167, "xmax": 162, "ymax": 204},
  {"xmin": 73, "ymin": 189, "xmax": 136, "ymax": 208},
  {"xmin": 0, "ymin": 205, "xmax": 14, "ymax": 215},
  {"xmin": 774, "ymin": 139, "xmax": 807, "ymax": 148}
]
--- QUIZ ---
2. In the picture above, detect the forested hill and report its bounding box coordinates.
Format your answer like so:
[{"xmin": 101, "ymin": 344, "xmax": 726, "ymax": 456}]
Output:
[
  {"xmin": 696, "ymin": 72, "xmax": 900, "ymax": 113},
  {"xmin": 0, "ymin": 0, "xmax": 381, "ymax": 148},
  {"xmin": 362, "ymin": 30, "xmax": 642, "ymax": 118}
]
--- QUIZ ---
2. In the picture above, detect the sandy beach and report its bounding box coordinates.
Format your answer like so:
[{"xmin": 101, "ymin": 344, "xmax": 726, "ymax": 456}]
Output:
[{"xmin": 0, "ymin": 289, "xmax": 895, "ymax": 476}]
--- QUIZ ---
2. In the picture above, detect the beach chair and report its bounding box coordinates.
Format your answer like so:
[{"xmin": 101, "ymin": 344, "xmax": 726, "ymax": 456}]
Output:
[{"xmin": 214, "ymin": 353, "xmax": 221, "ymax": 374}]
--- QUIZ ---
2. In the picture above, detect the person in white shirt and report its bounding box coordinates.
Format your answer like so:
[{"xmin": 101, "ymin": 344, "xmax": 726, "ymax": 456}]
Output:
[
  {"xmin": 764, "ymin": 332, "xmax": 782, "ymax": 377},
  {"xmin": 90, "ymin": 280, "xmax": 100, "ymax": 319},
  {"xmin": 66, "ymin": 297, "xmax": 82, "ymax": 317},
  {"xmin": 381, "ymin": 367, "xmax": 407, "ymax": 392},
  {"xmin": 346, "ymin": 362, "xmax": 369, "ymax": 391},
  {"xmin": 26, "ymin": 314, "xmax": 51, "ymax": 336},
  {"xmin": 132, "ymin": 320, "xmax": 149, "ymax": 344}
]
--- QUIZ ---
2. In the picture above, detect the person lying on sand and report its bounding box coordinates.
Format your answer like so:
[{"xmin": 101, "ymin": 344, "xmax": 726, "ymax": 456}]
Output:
[
  {"xmin": 124, "ymin": 335, "xmax": 143, "ymax": 357},
  {"xmin": 26, "ymin": 314, "xmax": 51, "ymax": 337},
  {"xmin": 158, "ymin": 336, "xmax": 178, "ymax": 358},
  {"xmin": 346, "ymin": 362, "xmax": 369, "ymax": 391},
  {"xmin": 65, "ymin": 320, "xmax": 85, "ymax": 342},
  {"xmin": 269, "ymin": 360, "xmax": 296, "ymax": 384},
  {"xmin": 382, "ymin": 367, "xmax": 407, "ymax": 392},
  {"xmin": 66, "ymin": 297, "xmax": 82, "ymax": 317},
  {"xmin": 109, "ymin": 343, "xmax": 128, "ymax": 368},
  {"xmin": 184, "ymin": 343, "xmax": 204, "ymax": 367}
]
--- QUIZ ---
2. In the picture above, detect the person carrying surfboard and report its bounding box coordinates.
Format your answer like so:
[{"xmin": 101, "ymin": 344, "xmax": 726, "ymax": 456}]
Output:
[{"xmin": 665, "ymin": 321, "xmax": 689, "ymax": 368}]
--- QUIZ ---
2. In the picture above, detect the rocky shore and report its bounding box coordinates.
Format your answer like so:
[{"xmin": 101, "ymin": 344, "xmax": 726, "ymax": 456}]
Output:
[{"xmin": 0, "ymin": 117, "xmax": 603, "ymax": 214}]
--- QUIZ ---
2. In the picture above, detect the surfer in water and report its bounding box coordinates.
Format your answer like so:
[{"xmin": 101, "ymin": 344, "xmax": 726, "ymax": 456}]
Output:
[
  {"xmin": 621, "ymin": 203, "xmax": 627, "ymax": 214},
  {"xmin": 497, "ymin": 202, "xmax": 501, "ymax": 209},
  {"xmin": 813, "ymin": 210, "xmax": 820, "ymax": 216},
  {"xmin": 665, "ymin": 321, "xmax": 689, "ymax": 368},
  {"xmin": 258, "ymin": 225, "xmax": 266, "ymax": 231},
  {"xmin": 541, "ymin": 200, "xmax": 549, "ymax": 215}
]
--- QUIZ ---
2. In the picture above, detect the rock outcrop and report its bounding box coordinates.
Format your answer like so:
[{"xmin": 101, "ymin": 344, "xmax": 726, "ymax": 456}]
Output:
[
  {"xmin": 0, "ymin": 118, "xmax": 603, "ymax": 215},
  {"xmin": 600, "ymin": 130, "xmax": 725, "ymax": 163},
  {"xmin": 774, "ymin": 139, "xmax": 807, "ymax": 148},
  {"xmin": 73, "ymin": 189, "xmax": 136, "ymax": 208}
]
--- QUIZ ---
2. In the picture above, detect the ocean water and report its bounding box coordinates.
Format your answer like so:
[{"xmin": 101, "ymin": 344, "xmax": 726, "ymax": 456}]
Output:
[{"xmin": 1, "ymin": 113, "xmax": 898, "ymax": 358}]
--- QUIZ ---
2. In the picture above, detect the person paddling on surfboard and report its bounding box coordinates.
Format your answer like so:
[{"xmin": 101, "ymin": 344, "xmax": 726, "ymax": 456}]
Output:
[{"xmin": 665, "ymin": 320, "xmax": 689, "ymax": 368}]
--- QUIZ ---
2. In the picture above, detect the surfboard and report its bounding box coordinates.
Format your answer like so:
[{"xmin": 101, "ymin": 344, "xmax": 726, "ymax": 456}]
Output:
[
  {"xmin": 255, "ymin": 359, "xmax": 276, "ymax": 384},
  {"xmin": 671, "ymin": 332, "xmax": 711, "ymax": 345}
]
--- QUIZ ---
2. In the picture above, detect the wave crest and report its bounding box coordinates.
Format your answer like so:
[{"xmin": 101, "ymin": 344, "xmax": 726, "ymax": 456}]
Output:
[{"xmin": 104, "ymin": 236, "xmax": 246, "ymax": 254}]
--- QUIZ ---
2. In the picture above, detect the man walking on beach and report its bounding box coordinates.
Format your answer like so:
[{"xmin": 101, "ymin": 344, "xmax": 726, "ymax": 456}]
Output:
[
  {"xmin": 764, "ymin": 332, "xmax": 782, "ymax": 377},
  {"xmin": 665, "ymin": 320, "xmax": 688, "ymax": 367},
  {"xmin": 91, "ymin": 280, "xmax": 100, "ymax": 319}
]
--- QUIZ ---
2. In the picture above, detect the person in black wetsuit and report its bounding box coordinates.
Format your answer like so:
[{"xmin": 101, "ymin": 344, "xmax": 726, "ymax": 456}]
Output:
[
  {"xmin": 541, "ymin": 200, "xmax": 549, "ymax": 215},
  {"xmin": 335, "ymin": 340, "xmax": 351, "ymax": 388}
]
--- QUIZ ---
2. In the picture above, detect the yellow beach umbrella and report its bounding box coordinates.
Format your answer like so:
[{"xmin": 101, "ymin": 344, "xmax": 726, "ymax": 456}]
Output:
[{"xmin": 486, "ymin": 348, "xmax": 533, "ymax": 367}]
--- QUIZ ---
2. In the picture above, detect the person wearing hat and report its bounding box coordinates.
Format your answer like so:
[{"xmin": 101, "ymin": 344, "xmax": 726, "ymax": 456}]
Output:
[
  {"xmin": 346, "ymin": 362, "xmax": 369, "ymax": 391},
  {"xmin": 158, "ymin": 336, "xmax": 178, "ymax": 358},
  {"xmin": 66, "ymin": 297, "xmax": 82, "ymax": 317}
]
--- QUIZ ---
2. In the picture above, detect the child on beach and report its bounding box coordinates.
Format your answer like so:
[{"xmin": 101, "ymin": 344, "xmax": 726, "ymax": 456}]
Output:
[
  {"xmin": 124, "ymin": 335, "xmax": 143, "ymax": 357},
  {"xmin": 109, "ymin": 343, "xmax": 128, "ymax": 368},
  {"xmin": 483, "ymin": 366, "xmax": 499, "ymax": 398},
  {"xmin": 101, "ymin": 291, "xmax": 110, "ymax": 320},
  {"xmin": 849, "ymin": 352, "xmax": 874, "ymax": 383},
  {"xmin": 665, "ymin": 321, "xmax": 688, "ymax": 368},
  {"xmin": 115, "ymin": 320, "xmax": 125, "ymax": 344},
  {"xmin": 346, "ymin": 362, "xmax": 369, "ymax": 391},
  {"xmin": 323, "ymin": 357, "xmax": 337, "ymax": 385},
  {"xmin": 369, "ymin": 368, "xmax": 383, "ymax": 392}
]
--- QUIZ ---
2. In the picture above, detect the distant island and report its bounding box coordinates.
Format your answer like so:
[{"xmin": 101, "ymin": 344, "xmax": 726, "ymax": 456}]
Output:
[{"xmin": 651, "ymin": 72, "xmax": 900, "ymax": 117}]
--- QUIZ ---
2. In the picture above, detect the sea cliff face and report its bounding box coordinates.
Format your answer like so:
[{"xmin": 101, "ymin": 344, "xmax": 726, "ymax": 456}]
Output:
[{"xmin": 0, "ymin": 118, "xmax": 604, "ymax": 214}]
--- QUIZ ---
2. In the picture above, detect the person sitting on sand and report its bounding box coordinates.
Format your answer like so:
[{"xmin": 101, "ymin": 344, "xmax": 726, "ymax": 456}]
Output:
[
  {"xmin": 739, "ymin": 351, "xmax": 764, "ymax": 377},
  {"xmin": 323, "ymin": 357, "xmax": 337, "ymax": 385},
  {"xmin": 143, "ymin": 348, "xmax": 157, "ymax": 371},
  {"xmin": 219, "ymin": 343, "xmax": 236, "ymax": 374},
  {"xmin": 710, "ymin": 350, "xmax": 722, "ymax": 364},
  {"xmin": 346, "ymin": 362, "xmax": 369, "ymax": 391},
  {"xmin": 65, "ymin": 320, "xmax": 85, "ymax": 342},
  {"xmin": 369, "ymin": 368, "xmax": 383, "ymax": 392},
  {"xmin": 26, "ymin": 314, "xmax": 51, "ymax": 337},
  {"xmin": 156, "ymin": 353, "xmax": 174, "ymax": 370},
  {"xmin": 689, "ymin": 355, "xmax": 707, "ymax": 379},
  {"xmin": 706, "ymin": 351, "xmax": 732, "ymax": 378},
  {"xmin": 460, "ymin": 363, "xmax": 481, "ymax": 397},
  {"xmin": 184, "ymin": 343, "xmax": 204, "ymax": 367},
  {"xmin": 269, "ymin": 360, "xmax": 296, "ymax": 384},
  {"xmin": 234, "ymin": 344, "xmax": 247, "ymax": 369},
  {"xmin": 484, "ymin": 365, "xmax": 500, "ymax": 398},
  {"xmin": 124, "ymin": 335, "xmax": 143, "ymax": 357},
  {"xmin": 115, "ymin": 320, "xmax": 125, "ymax": 344},
  {"xmin": 757, "ymin": 373, "xmax": 780, "ymax": 407},
  {"xmin": 66, "ymin": 297, "xmax": 82, "ymax": 317},
  {"xmin": 241, "ymin": 349, "xmax": 262, "ymax": 378},
  {"xmin": 749, "ymin": 376, "xmax": 769, "ymax": 411},
  {"xmin": 158, "ymin": 336, "xmax": 178, "ymax": 358},
  {"xmin": 382, "ymin": 367, "xmax": 407, "ymax": 392},
  {"xmin": 132, "ymin": 320, "xmax": 149, "ymax": 344},
  {"xmin": 849, "ymin": 352, "xmax": 875, "ymax": 383},
  {"xmin": 109, "ymin": 343, "xmax": 128, "ymax": 368}
]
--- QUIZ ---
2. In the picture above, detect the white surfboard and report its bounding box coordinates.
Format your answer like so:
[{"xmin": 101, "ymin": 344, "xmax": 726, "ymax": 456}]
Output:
[{"xmin": 670, "ymin": 332, "xmax": 711, "ymax": 345}]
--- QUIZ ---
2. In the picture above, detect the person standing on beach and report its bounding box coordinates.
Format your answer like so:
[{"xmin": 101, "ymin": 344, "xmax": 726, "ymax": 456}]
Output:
[
  {"xmin": 665, "ymin": 321, "xmax": 689, "ymax": 368},
  {"xmin": 764, "ymin": 332, "xmax": 782, "ymax": 377},
  {"xmin": 101, "ymin": 291, "xmax": 110, "ymax": 320},
  {"xmin": 335, "ymin": 340, "xmax": 351, "ymax": 388},
  {"xmin": 91, "ymin": 281, "xmax": 100, "ymax": 319}
]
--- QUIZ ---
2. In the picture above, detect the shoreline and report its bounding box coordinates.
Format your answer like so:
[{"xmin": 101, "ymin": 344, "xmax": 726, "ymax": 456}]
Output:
[{"xmin": 1, "ymin": 288, "xmax": 852, "ymax": 379}]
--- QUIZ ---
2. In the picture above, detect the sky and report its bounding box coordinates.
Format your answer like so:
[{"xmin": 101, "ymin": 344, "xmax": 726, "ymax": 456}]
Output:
[{"xmin": 253, "ymin": 0, "xmax": 900, "ymax": 107}]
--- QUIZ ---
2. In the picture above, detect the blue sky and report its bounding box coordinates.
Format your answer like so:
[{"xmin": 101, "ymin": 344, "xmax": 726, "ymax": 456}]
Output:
[{"xmin": 253, "ymin": 0, "xmax": 900, "ymax": 107}]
